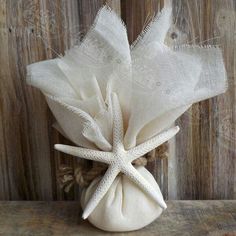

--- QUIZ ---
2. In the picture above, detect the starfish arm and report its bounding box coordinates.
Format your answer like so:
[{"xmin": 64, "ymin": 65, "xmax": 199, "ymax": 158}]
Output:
[
  {"xmin": 82, "ymin": 165, "xmax": 120, "ymax": 219},
  {"xmin": 122, "ymin": 164, "xmax": 167, "ymax": 209},
  {"xmin": 128, "ymin": 126, "xmax": 180, "ymax": 161},
  {"xmin": 54, "ymin": 144, "xmax": 113, "ymax": 164},
  {"xmin": 111, "ymin": 93, "xmax": 124, "ymax": 151}
]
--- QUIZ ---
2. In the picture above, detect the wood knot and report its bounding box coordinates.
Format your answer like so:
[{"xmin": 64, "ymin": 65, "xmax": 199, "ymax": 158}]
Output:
[{"xmin": 171, "ymin": 32, "xmax": 178, "ymax": 39}]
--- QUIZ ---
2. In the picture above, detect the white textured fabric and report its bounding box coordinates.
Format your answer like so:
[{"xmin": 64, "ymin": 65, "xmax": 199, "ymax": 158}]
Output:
[
  {"xmin": 27, "ymin": 6, "xmax": 227, "ymax": 151},
  {"xmin": 54, "ymin": 94, "xmax": 179, "ymax": 221},
  {"xmin": 26, "ymin": 5, "xmax": 228, "ymax": 232},
  {"xmin": 81, "ymin": 166, "xmax": 163, "ymax": 232}
]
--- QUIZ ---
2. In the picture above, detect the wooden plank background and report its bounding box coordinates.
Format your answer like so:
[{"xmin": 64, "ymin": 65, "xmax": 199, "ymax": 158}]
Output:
[{"xmin": 0, "ymin": 0, "xmax": 235, "ymax": 201}]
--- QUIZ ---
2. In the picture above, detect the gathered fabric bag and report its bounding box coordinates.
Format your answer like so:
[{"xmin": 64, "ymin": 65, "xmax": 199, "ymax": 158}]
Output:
[
  {"xmin": 27, "ymin": 4, "xmax": 227, "ymax": 232},
  {"xmin": 81, "ymin": 166, "xmax": 163, "ymax": 232}
]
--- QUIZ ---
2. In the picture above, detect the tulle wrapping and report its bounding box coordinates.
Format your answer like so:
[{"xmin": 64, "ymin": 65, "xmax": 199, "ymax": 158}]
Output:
[{"xmin": 27, "ymin": 5, "xmax": 227, "ymax": 232}]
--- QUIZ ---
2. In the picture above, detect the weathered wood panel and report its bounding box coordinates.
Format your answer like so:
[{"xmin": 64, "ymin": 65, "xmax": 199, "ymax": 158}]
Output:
[
  {"xmin": 0, "ymin": 0, "xmax": 120, "ymax": 200},
  {"xmin": 1, "ymin": 0, "xmax": 54, "ymax": 200},
  {"xmin": 171, "ymin": 0, "xmax": 236, "ymax": 200},
  {"xmin": 0, "ymin": 0, "xmax": 235, "ymax": 201},
  {"xmin": 0, "ymin": 201, "xmax": 235, "ymax": 235}
]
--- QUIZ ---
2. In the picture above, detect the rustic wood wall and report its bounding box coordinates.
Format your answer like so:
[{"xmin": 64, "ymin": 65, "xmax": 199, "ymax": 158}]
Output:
[
  {"xmin": 172, "ymin": 0, "xmax": 236, "ymax": 200},
  {"xmin": 0, "ymin": 0, "xmax": 235, "ymax": 200}
]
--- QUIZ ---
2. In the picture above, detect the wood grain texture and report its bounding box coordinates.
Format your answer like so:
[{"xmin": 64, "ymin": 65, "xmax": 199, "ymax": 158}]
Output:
[
  {"xmin": 0, "ymin": 0, "xmax": 56, "ymax": 200},
  {"xmin": 0, "ymin": 0, "xmax": 235, "ymax": 201},
  {"xmin": 0, "ymin": 201, "xmax": 235, "ymax": 235},
  {"xmin": 0, "ymin": 0, "xmax": 119, "ymax": 200},
  {"xmin": 121, "ymin": 0, "xmax": 170, "ymax": 199},
  {"xmin": 170, "ymin": 0, "xmax": 236, "ymax": 200},
  {"xmin": 121, "ymin": 0, "xmax": 164, "ymax": 43}
]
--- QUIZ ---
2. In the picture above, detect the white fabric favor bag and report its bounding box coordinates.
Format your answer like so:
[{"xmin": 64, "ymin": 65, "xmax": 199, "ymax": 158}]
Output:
[{"xmin": 27, "ymin": 5, "xmax": 227, "ymax": 232}]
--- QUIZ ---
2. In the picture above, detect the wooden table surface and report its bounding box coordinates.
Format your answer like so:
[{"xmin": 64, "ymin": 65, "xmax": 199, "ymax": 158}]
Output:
[{"xmin": 0, "ymin": 201, "xmax": 235, "ymax": 235}]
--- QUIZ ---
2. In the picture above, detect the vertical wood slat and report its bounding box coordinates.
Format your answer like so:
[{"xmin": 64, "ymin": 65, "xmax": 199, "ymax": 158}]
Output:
[
  {"xmin": 121, "ymin": 0, "xmax": 163, "ymax": 44},
  {"xmin": 171, "ymin": 0, "xmax": 236, "ymax": 200},
  {"xmin": 0, "ymin": 0, "xmax": 82, "ymax": 200},
  {"xmin": 78, "ymin": 0, "xmax": 120, "ymax": 37},
  {"xmin": 121, "ymin": 0, "xmax": 170, "ymax": 199}
]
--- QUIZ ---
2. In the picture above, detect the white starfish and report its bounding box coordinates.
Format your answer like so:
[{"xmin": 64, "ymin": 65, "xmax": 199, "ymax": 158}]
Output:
[{"xmin": 55, "ymin": 93, "xmax": 179, "ymax": 219}]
